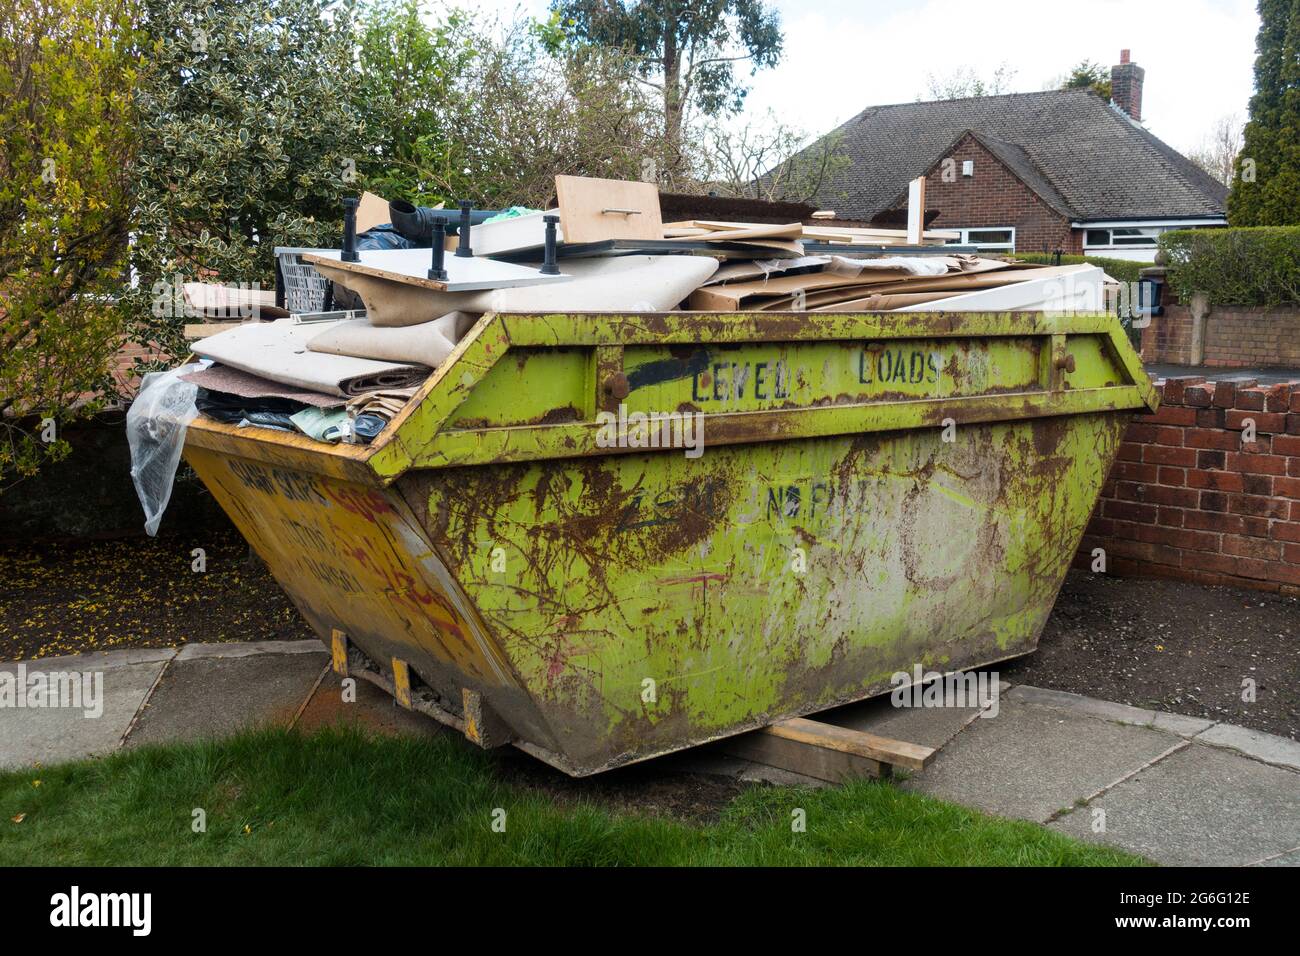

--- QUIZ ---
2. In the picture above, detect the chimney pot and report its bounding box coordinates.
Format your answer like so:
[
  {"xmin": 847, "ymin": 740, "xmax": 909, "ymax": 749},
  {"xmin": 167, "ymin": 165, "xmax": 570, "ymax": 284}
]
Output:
[{"xmin": 1120, "ymin": 48, "xmax": 1130, "ymax": 64}]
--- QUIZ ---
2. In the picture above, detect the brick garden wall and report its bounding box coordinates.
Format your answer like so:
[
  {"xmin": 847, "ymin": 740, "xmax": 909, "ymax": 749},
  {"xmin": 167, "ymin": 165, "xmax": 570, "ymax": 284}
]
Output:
[
  {"xmin": 1139, "ymin": 302, "xmax": 1196, "ymax": 364},
  {"xmin": 1077, "ymin": 377, "xmax": 1300, "ymax": 595},
  {"xmin": 1140, "ymin": 302, "xmax": 1300, "ymax": 368},
  {"xmin": 1204, "ymin": 307, "xmax": 1300, "ymax": 368}
]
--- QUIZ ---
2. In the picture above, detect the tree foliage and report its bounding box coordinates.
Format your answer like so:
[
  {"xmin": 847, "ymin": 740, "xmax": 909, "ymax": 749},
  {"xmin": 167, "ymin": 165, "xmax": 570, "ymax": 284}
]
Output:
[
  {"xmin": 551, "ymin": 0, "xmax": 783, "ymax": 170},
  {"xmin": 697, "ymin": 112, "xmax": 846, "ymax": 203},
  {"xmin": 353, "ymin": 1, "xmax": 476, "ymax": 205},
  {"xmin": 0, "ymin": 0, "xmax": 140, "ymax": 486},
  {"xmin": 1186, "ymin": 114, "xmax": 1244, "ymax": 187},
  {"xmin": 127, "ymin": 0, "xmax": 366, "ymax": 361},
  {"xmin": 1228, "ymin": 0, "xmax": 1300, "ymax": 225},
  {"xmin": 1059, "ymin": 60, "xmax": 1111, "ymax": 100},
  {"xmin": 923, "ymin": 63, "xmax": 1016, "ymax": 100},
  {"xmin": 357, "ymin": 8, "xmax": 667, "ymax": 207}
]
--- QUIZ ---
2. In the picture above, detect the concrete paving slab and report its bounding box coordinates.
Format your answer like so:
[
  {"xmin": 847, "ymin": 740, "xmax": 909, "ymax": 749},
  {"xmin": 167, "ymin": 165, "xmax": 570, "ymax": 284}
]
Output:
[
  {"xmin": 901, "ymin": 698, "xmax": 1180, "ymax": 822},
  {"xmin": 123, "ymin": 652, "xmax": 327, "ymax": 748},
  {"xmin": 1152, "ymin": 711, "xmax": 1218, "ymax": 738},
  {"xmin": 1250, "ymin": 847, "xmax": 1300, "ymax": 867},
  {"xmin": 822, "ymin": 693, "xmax": 985, "ymax": 750},
  {"xmin": 175, "ymin": 639, "xmax": 324, "ymax": 661},
  {"xmin": 293, "ymin": 671, "xmax": 443, "ymax": 738},
  {"xmin": 1195, "ymin": 723, "xmax": 1300, "ymax": 772},
  {"xmin": 0, "ymin": 660, "xmax": 166, "ymax": 768},
  {"xmin": 1008, "ymin": 684, "xmax": 1216, "ymax": 738},
  {"xmin": 1049, "ymin": 743, "xmax": 1300, "ymax": 866},
  {"xmin": 9, "ymin": 647, "xmax": 177, "ymax": 671}
]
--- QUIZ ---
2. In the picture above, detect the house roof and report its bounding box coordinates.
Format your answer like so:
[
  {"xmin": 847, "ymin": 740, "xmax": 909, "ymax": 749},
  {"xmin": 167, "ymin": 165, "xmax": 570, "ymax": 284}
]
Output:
[{"xmin": 809, "ymin": 88, "xmax": 1227, "ymax": 223}]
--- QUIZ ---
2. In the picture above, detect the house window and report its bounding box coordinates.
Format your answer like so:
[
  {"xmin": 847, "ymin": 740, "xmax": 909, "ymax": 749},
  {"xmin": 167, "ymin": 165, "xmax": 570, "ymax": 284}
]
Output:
[
  {"xmin": 1083, "ymin": 226, "xmax": 1161, "ymax": 249},
  {"xmin": 954, "ymin": 227, "xmax": 1015, "ymax": 252}
]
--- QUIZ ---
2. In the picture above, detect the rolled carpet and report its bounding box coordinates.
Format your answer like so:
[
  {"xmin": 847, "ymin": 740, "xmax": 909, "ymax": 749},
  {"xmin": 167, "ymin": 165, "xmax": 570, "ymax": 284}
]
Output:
[
  {"xmin": 306, "ymin": 312, "xmax": 475, "ymax": 369},
  {"xmin": 191, "ymin": 320, "xmax": 429, "ymax": 397}
]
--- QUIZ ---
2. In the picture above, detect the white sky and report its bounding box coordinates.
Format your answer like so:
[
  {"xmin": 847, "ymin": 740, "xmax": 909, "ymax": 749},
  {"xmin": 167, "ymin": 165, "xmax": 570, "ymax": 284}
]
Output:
[{"xmin": 427, "ymin": 0, "xmax": 1260, "ymax": 155}]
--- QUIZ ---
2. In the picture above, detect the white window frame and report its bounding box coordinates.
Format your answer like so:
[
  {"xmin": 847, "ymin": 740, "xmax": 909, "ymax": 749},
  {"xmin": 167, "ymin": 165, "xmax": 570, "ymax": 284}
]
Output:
[
  {"xmin": 1082, "ymin": 226, "xmax": 1163, "ymax": 251},
  {"xmin": 953, "ymin": 226, "xmax": 1016, "ymax": 252}
]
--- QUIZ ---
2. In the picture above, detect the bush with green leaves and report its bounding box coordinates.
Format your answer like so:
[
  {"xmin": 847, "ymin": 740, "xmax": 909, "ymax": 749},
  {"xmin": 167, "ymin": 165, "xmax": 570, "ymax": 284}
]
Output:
[
  {"xmin": 126, "ymin": 0, "xmax": 366, "ymax": 362},
  {"xmin": 0, "ymin": 0, "xmax": 140, "ymax": 488},
  {"xmin": 1159, "ymin": 227, "xmax": 1300, "ymax": 306}
]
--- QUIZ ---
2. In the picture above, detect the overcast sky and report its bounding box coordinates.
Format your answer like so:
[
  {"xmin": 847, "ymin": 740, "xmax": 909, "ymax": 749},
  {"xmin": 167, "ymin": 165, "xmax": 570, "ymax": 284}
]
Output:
[{"xmin": 438, "ymin": 0, "xmax": 1260, "ymax": 155}]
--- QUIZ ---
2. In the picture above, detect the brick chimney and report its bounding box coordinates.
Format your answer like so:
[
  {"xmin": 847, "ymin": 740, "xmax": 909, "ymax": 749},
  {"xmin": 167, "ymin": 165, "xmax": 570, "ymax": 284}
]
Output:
[{"xmin": 1111, "ymin": 49, "xmax": 1144, "ymax": 122}]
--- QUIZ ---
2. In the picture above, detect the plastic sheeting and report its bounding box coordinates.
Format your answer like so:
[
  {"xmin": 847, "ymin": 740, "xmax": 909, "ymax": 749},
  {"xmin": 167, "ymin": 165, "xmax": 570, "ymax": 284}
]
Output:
[{"xmin": 127, "ymin": 363, "xmax": 202, "ymax": 536}]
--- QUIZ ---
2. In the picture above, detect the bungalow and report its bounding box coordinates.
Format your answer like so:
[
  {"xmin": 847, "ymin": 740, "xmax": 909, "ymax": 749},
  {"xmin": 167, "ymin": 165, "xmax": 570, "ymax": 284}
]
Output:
[{"xmin": 809, "ymin": 52, "xmax": 1227, "ymax": 260}]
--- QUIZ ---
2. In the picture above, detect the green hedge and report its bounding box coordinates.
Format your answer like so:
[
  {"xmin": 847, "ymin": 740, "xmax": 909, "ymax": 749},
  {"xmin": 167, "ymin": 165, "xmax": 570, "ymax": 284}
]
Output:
[
  {"xmin": 1006, "ymin": 252, "xmax": 1151, "ymax": 285},
  {"xmin": 1159, "ymin": 227, "xmax": 1300, "ymax": 307}
]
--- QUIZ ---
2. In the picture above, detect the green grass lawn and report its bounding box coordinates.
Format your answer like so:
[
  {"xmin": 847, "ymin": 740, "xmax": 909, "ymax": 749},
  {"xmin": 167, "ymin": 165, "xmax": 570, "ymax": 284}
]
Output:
[{"xmin": 0, "ymin": 727, "xmax": 1146, "ymax": 866}]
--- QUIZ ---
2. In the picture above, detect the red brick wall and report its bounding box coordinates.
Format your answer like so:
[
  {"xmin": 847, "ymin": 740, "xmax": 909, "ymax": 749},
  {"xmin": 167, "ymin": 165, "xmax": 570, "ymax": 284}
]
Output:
[
  {"xmin": 1077, "ymin": 377, "xmax": 1300, "ymax": 594},
  {"xmin": 1140, "ymin": 303, "xmax": 1300, "ymax": 367},
  {"xmin": 1139, "ymin": 302, "xmax": 1196, "ymax": 364},
  {"xmin": 922, "ymin": 133, "xmax": 1081, "ymax": 255}
]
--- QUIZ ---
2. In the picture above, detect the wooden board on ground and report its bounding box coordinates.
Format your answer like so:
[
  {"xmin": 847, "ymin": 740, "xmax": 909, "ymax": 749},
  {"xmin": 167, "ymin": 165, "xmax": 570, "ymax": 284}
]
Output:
[
  {"xmin": 555, "ymin": 175, "xmax": 664, "ymax": 244},
  {"xmin": 302, "ymin": 248, "xmax": 572, "ymax": 293},
  {"xmin": 720, "ymin": 716, "xmax": 937, "ymax": 783}
]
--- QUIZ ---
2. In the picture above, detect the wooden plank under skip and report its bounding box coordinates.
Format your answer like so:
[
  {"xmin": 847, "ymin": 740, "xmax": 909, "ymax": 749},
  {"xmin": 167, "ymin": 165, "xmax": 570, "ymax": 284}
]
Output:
[{"xmin": 720, "ymin": 716, "xmax": 937, "ymax": 783}]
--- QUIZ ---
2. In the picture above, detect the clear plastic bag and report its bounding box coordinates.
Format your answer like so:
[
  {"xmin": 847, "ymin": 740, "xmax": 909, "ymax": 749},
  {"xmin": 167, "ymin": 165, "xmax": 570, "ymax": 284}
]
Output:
[{"xmin": 127, "ymin": 363, "xmax": 202, "ymax": 536}]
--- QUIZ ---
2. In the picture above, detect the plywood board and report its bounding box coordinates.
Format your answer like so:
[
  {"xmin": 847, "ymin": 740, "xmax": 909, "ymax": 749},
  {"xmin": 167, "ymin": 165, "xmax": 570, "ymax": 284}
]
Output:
[
  {"xmin": 303, "ymin": 248, "xmax": 571, "ymax": 293},
  {"xmin": 554, "ymin": 175, "xmax": 663, "ymax": 243},
  {"xmin": 356, "ymin": 191, "xmax": 395, "ymax": 233}
]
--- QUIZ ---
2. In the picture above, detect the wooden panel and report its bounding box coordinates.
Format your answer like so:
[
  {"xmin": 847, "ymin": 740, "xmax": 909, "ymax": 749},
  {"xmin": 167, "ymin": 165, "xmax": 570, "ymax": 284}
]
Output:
[
  {"xmin": 721, "ymin": 732, "xmax": 888, "ymax": 782},
  {"xmin": 555, "ymin": 175, "xmax": 663, "ymax": 243},
  {"xmin": 766, "ymin": 717, "xmax": 936, "ymax": 771}
]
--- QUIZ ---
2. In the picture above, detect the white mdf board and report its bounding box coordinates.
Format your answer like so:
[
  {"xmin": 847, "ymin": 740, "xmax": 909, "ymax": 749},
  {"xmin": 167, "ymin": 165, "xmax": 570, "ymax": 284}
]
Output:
[
  {"xmin": 469, "ymin": 210, "xmax": 563, "ymax": 256},
  {"xmin": 896, "ymin": 266, "xmax": 1106, "ymax": 312},
  {"xmin": 302, "ymin": 248, "xmax": 571, "ymax": 292}
]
